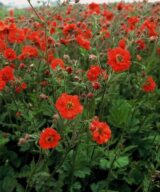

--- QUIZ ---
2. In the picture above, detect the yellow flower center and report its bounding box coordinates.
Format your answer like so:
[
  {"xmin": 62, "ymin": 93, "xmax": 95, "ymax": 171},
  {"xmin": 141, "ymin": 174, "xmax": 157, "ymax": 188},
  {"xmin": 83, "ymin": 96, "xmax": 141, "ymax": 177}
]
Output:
[
  {"xmin": 46, "ymin": 136, "xmax": 53, "ymax": 143},
  {"xmin": 66, "ymin": 101, "xmax": 74, "ymax": 110},
  {"xmin": 116, "ymin": 54, "xmax": 123, "ymax": 62}
]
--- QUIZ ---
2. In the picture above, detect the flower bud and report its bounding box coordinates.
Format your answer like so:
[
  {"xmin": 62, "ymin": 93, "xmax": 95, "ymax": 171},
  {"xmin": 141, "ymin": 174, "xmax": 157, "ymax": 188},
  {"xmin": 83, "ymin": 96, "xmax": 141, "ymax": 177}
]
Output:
[
  {"xmin": 24, "ymin": 134, "xmax": 30, "ymax": 140},
  {"xmin": 39, "ymin": 93, "xmax": 49, "ymax": 100},
  {"xmin": 92, "ymin": 82, "xmax": 101, "ymax": 90},
  {"xmin": 20, "ymin": 63, "xmax": 25, "ymax": 69},
  {"xmin": 87, "ymin": 92, "xmax": 94, "ymax": 99},
  {"xmin": 66, "ymin": 66, "xmax": 72, "ymax": 74},
  {"xmin": 18, "ymin": 138, "xmax": 26, "ymax": 145}
]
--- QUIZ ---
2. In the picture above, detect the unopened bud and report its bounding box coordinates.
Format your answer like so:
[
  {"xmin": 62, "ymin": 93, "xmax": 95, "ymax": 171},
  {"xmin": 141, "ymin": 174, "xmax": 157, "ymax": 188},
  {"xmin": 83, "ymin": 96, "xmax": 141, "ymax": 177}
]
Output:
[
  {"xmin": 87, "ymin": 92, "xmax": 94, "ymax": 99},
  {"xmin": 18, "ymin": 138, "xmax": 26, "ymax": 145},
  {"xmin": 39, "ymin": 93, "xmax": 49, "ymax": 100},
  {"xmin": 53, "ymin": 113, "xmax": 59, "ymax": 121},
  {"xmin": 24, "ymin": 134, "xmax": 30, "ymax": 140}
]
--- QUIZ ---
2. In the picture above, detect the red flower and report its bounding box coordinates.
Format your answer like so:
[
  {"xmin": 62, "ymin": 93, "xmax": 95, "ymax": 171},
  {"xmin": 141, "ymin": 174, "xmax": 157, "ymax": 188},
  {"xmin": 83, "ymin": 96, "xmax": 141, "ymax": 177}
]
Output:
[
  {"xmin": 0, "ymin": 21, "xmax": 8, "ymax": 32},
  {"xmin": 127, "ymin": 16, "xmax": 139, "ymax": 28},
  {"xmin": 63, "ymin": 23, "xmax": 77, "ymax": 35},
  {"xmin": 141, "ymin": 20, "xmax": 157, "ymax": 37},
  {"xmin": 55, "ymin": 93, "xmax": 83, "ymax": 120},
  {"xmin": 47, "ymin": 52, "xmax": 55, "ymax": 63},
  {"xmin": 118, "ymin": 39, "xmax": 126, "ymax": 49},
  {"xmin": 107, "ymin": 47, "xmax": 131, "ymax": 72},
  {"xmin": 102, "ymin": 10, "xmax": 114, "ymax": 21},
  {"xmin": 136, "ymin": 39, "xmax": 146, "ymax": 50},
  {"xmin": 76, "ymin": 35, "xmax": 90, "ymax": 50},
  {"xmin": 21, "ymin": 82, "xmax": 27, "ymax": 90},
  {"xmin": 0, "ymin": 66, "xmax": 14, "ymax": 83},
  {"xmin": 21, "ymin": 45, "xmax": 38, "ymax": 58},
  {"xmin": 51, "ymin": 58, "xmax": 65, "ymax": 70},
  {"xmin": 8, "ymin": 28, "xmax": 25, "ymax": 44},
  {"xmin": 15, "ymin": 86, "xmax": 21, "ymax": 94},
  {"xmin": 90, "ymin": 119, "xmax": 111, "ymax": 144},
  {"xmin": 0, "ymin": 66, "xmax": 14, "ymax": 91},
  {"xmin": 117, "ymin": 2, "xmax": 125, "ymax": 11},
  {"xmin": 66, "ymin": 5, "xmax": 72, "ymax": 14},
  {"xmin": 15, "ymin": 82, "xmax": 27, "ymax": 93},
  {"xmin": 39, "ymin": 128, "xmax": 61, "ymax": 149},
  {"xmin": 80, "ymin": 29, "xmax": 92, "ymax": 39},
  {"xmin": 87, "ymin": 65, "xmax": 101, "ymax": 82},
  {"xmin": 88, "ymin": 3, "xmax": 100, "ymax": 14},
  {"xmin": 4, "ymin": 48, "xmax": 17, "ymax": 61},
  {"xmin": 143, "ymin": 76, "xmax": 156, "ymax": 92},
  {"xmin": 27, "ymin": 31, "xmax": 40, "ymax": 43},
  {"xmin": 60, "ymin": 38, "xmax": 70, "ymax": 45}
]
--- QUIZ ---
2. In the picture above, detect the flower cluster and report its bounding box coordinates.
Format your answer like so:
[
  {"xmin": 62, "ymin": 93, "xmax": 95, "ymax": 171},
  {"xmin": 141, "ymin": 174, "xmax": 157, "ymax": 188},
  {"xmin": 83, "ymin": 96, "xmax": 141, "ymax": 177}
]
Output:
[{"xmin": 0, "ymin": 4, "xmax": 159, "ymax": 191}]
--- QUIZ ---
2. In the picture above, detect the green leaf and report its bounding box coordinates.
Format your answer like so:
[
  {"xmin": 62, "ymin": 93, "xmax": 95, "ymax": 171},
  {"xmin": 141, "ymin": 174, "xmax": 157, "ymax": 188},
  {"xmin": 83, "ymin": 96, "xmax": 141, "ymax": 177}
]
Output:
[
  {"xmin": 17, "ymin": 165, "xmax": 30, "ymax": 178},
  {"xmin": 99, "ymin": 159, "xmax": 110, "ymax": 169},
  {"xmin": 108, "ymin": 99, "xmax": 132, "ymax": 128},
  {"xmin": 129, "ymin": 168, "xmax": 144, "ymax": 185},
  {"xmin": 114, "ymin": 156, "xmax": 129, "ymax": 168},
  {"xmin": 0, "ymin": 135, "xmax": 9, "ymax": 147},
  {"xmin": 71, "ymin": 182, "xmax": 81, "ymax": 190},
  {"xmin": 143, "ymin": 176, "xmax": 150, "ymax": 192},
  {"xmin": 74, "ymin": 168, "xmax": 91, "ymax": 178},
  {"xmin": 16, "ymin": 184, "xmax": 25, "ymax": 192},
  {"xmin": 2, "ymin": 177, "xmax": 17, "ymax": 192},
  {"xmin": 91, "ymin": 181, "xmax": 118, "ymax": 192},
  {"xmin": 123, "ymin": 145, "xmax": 137, "ymax": 153}
]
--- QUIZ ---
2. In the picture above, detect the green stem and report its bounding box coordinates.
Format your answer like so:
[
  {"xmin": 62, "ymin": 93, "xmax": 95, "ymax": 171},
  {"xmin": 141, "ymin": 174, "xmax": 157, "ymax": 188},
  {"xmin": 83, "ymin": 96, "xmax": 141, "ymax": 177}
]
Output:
[
  {"xmin": 25, "ymin": 152, "xmax": 42, "ymax": 192},
  {"xmin": 106, "ymin": 135, "xmax": 124, "ymax": 190},
  {"xmin": 50, "ymin": 147, "xmax": 72, "ymax": 176},
  {"xmin": 90, "ymin": 145, "xmax": 96, "ymax": 164},
  {"xmin": 68, "ymin": 145, "xmax": 79, "ymax": 191},
  {"xmin": 27, "ymin": 0, "xmax": 44, "ymax": 23}
]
